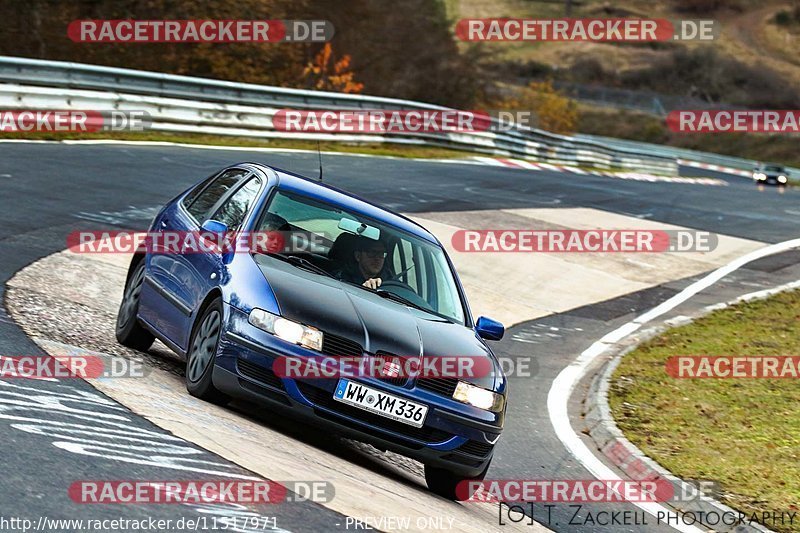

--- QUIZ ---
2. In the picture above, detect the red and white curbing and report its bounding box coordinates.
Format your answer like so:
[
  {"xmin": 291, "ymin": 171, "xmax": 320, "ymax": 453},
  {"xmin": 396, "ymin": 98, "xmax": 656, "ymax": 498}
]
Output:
[
  {"xmin": 677, "ymin": 159, "xmax": 753, "ymax": 178},
  {"xmin": 472, "ymin": 157, "xmax": 727, "ymax": 186}
]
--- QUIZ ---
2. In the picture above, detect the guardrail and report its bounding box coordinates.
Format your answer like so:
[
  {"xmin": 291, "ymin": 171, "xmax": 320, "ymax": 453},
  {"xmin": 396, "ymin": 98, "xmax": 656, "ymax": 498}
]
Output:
[
  {"xmin": 577, "ymin": 134, "xmax": 800, "ymax": 177},
  {"xmin": 0, "ymin": 56, "xmax": 684, "ymax": 174}
]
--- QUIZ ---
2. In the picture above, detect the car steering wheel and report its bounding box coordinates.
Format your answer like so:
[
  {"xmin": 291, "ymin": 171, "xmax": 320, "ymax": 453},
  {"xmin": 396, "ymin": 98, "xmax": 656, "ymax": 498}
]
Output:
[
  {"xmin": 379, "ymin": 278, "xmax": 415, "ymax": 292},
  {"xmin": 377, "ymin": 279, "xmax": 430, "ymax": 309}
]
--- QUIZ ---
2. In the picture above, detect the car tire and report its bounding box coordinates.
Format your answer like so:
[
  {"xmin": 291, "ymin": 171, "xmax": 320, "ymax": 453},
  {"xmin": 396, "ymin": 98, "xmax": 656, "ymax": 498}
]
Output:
[
  {"xmin": 115, "ymin": 260, "xmax": 155, "ymax": 352},
  {"xmin": 185, "ymin": 297, "xmax": 230, "ymax": 405},
  {"xmin": 425, "ymin": 458, "xmax": 491, "ymax": 500}
]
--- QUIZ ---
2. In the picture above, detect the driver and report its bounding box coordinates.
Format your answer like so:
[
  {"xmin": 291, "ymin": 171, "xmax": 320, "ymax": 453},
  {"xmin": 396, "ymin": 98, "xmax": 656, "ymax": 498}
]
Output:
[{"xmin": 337, "ymin": 236, "xmax": 392, "ymax": 290}]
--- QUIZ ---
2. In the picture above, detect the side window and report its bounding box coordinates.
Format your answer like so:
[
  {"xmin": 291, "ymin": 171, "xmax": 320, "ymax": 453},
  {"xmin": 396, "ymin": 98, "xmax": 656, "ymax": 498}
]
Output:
[
  {"xmin": 391, "ymin": 239, "xmax": 419, "ymax": 292},
  {"xmin": 186, "ymin": 169, "xmax": 248, "ymax": 222},
  {"xmin": 182, "ymin": 173, "xmax": 216, "ymax": 209},
  {"xmin": 211, "ymin": 177, "xmax": 262, "ymax": 231}
]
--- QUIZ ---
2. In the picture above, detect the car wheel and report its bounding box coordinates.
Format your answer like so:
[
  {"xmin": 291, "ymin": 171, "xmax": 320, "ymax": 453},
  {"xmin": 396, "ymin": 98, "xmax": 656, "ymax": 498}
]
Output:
[
  {"xmin": 115, "ymin": 261, "xmax": 155, "ymax": 351},
  {"xmin": 425, "ymin": 458, "xmax": 491, "ymax": 500},
  {"xmin": 185, "ymin": 297, "xmax": 230, "ymax": 405}
]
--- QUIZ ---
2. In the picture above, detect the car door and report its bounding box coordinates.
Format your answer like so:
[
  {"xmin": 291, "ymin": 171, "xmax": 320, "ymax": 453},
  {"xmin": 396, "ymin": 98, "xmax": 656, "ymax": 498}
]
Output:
[
  {"xmin": 175, "ymin": 172, "xmax": 264, "ymax": 350},
  {"xmin": 140, "ymin": 168, "xmax": 250, "ymax": 348}
]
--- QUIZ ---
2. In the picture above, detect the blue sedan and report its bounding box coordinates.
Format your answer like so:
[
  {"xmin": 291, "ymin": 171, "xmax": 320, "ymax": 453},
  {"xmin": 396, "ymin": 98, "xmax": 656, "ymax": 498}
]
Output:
[{"xmin": 115, "ymin": 162, "xmax": 507, "ymax": 498}]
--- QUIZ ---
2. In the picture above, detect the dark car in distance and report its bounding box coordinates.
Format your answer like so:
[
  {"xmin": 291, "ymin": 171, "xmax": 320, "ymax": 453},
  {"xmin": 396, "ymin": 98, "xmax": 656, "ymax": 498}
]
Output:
[{"xmin": 753, "ymin": 164, "xmax": 789, "ymax": 186}]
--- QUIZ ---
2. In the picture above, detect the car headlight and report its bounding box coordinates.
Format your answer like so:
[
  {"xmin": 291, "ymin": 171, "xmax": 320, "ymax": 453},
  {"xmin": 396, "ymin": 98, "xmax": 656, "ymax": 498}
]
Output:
[
  {"xmin": 778, "ymin": 175, "xmax": 788, "ymax": 183},
  {"xmin": 248, "ymin": 308, "xmax": 323, "ymax": 351},
  {"xmin": 453, "ymin": 381, "xmax": 504, "ymax": 412},
  {"xmin": 754, "ymin": 173, "xmax": 766, "ymax": 180}
]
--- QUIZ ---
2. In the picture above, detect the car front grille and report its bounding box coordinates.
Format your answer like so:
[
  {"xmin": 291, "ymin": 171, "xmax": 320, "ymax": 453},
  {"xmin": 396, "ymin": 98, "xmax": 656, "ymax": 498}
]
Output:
[
  {"xmin": 321, "ymin": 332, "xmax": 363, "ymax": 358},
  {"xmin": 416, "ymin": 377, "xmax": 459, "ymax": 397},
  {"xmin": 441, "ymin": 439, "xmax": 495, "ymax": 467},
  {"xmin": 458, "ymin": 439, "xmax": 494, "ymax": 457},
  {"xmin": 237, "ymin": 359, "xmax": 284, "ymax": 390},
  {"xmin": 373, "ymin": 351, "xmax": 410, "ymax": 387}
]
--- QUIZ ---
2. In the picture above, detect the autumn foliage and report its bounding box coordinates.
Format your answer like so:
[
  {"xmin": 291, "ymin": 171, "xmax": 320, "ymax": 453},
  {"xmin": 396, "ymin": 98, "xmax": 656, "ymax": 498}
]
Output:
[
  {"xmin": 302, "ymin": 43, "xmax": 363, "ymax": 93},
  {"xmin": 0, "ymin": 0, "xmax": 487, "ymax": 106},
  {"xmin": 505, "ymin": 80, "xmax": 578, "ymax": 134}
]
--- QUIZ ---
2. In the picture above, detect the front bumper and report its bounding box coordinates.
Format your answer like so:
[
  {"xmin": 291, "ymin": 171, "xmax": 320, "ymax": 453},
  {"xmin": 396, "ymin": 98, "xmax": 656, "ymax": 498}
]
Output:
[
  {"xmin": 755, "ymin": 175, "xmax": 787, "ymax": 185},
  {"xmin": 212, "ymin": 304, "xmax": 503, "ymax": 477}
]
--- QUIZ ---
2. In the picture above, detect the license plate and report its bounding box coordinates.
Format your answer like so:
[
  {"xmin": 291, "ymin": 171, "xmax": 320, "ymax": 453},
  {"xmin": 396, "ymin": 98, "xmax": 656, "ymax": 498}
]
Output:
[{"xmin": 333, "ymin": 379, "xmax": 428, "ymax": 428}]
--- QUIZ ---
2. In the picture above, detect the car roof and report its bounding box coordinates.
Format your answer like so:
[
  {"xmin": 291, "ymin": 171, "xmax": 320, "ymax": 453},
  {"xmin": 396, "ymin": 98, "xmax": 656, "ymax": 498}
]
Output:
[{"xmin": 245, "ymin": 162, "xmax": 440, "ymax": 244}]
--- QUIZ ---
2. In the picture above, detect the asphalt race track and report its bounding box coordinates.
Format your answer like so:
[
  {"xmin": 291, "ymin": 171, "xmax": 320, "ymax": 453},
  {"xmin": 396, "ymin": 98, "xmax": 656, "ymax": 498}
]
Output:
[{"xmin": 2, "ymin": 141, "xmax": 799, "ymax": 532}]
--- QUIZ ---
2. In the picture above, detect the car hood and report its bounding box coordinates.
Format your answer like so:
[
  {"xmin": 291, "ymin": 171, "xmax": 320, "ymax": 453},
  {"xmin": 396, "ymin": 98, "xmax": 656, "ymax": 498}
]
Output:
[{"xmin": 253, "ymin": 255, "xmax": 498, "ymax": 389}]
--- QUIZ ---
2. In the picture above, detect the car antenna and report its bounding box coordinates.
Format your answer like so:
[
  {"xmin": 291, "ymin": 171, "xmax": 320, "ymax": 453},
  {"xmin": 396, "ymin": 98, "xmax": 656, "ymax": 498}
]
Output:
[{"xmin": 316, "ymin": 139, "xmax": 323, "ymax": 181}]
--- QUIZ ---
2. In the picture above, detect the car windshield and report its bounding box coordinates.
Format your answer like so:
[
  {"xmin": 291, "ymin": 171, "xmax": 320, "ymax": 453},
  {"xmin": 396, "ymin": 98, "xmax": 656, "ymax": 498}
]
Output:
[
  {"xmin": 764, "ymin": 166, "xmax": 784, "ymax": 172},
  {"xmin": 257, "ymin": 189, "xmax": 466, "ymax": 324}
]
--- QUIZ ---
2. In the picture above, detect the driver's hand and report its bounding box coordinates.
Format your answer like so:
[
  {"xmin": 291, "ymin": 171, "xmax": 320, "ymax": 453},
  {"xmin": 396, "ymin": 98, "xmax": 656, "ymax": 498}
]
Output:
[{"xmin": 363, "ymin": 277, "xmax": 382, "ymax": 290}]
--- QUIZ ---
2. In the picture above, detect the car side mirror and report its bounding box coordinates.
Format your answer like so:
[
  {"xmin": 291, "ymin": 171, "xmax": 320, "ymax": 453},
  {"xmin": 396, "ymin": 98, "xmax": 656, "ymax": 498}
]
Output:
[
  {"xmin": 200, "ymin": 220, "xmax": 234, "ymax": 262},
  {"xmin": 476, "ymin": 316, "xmax": 504, "ymax": 341},
  {"xmin": 201, "ymin": 219, "xmax": 228, "ymax": 234}
]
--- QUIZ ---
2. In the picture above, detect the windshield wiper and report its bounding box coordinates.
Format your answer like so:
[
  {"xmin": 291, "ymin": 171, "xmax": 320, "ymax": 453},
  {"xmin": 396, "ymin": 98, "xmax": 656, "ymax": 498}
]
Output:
[
  {"xmin": 260, "ymin": 252, "xmax": 336, "ymax": 279},
  {"xmin": 375, "ymin": 289, "xmax": 429, "ymax": 313},
  {"xmin": 285, "ymin": 255, "xmax": 336, "ymax": 278}
]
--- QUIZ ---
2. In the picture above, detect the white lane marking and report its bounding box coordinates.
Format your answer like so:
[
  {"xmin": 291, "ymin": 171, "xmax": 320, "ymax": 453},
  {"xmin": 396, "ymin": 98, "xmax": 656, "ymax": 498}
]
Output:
[
  {"xmin": 784, "ymin": 210, "xmax": 800, "ymax": 216},
  {"xmin": 0, "ymin": 364, "xmax": 287, "ymax": 531},
  {"xmin": 0, "ymin": 307, "xmax": 13, "ymax": 325},
  {"xmin": 547, "ymin": 236, "xmax": 800, "ymax": 532},
  {"xmin": 0, "ymin": 173, "xmax": 11, "ymax": 178},
  {"xmin": 74, "ymin": 205, "xmax": 160, "ymax": 225},
  {"xmin": 0, "ymin": 377, "xmax": 261, "ymax": 479}
]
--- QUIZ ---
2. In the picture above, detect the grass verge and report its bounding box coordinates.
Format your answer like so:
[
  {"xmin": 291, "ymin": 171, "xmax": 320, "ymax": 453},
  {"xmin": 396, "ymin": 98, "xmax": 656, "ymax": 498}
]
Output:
[
  {"xmin": 608, "ymin": 289, "xmax": 800, "ymax": 532},
  {"xmin": 0, "ymin": 130, "xmax": 474, "ymax": 160}
]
